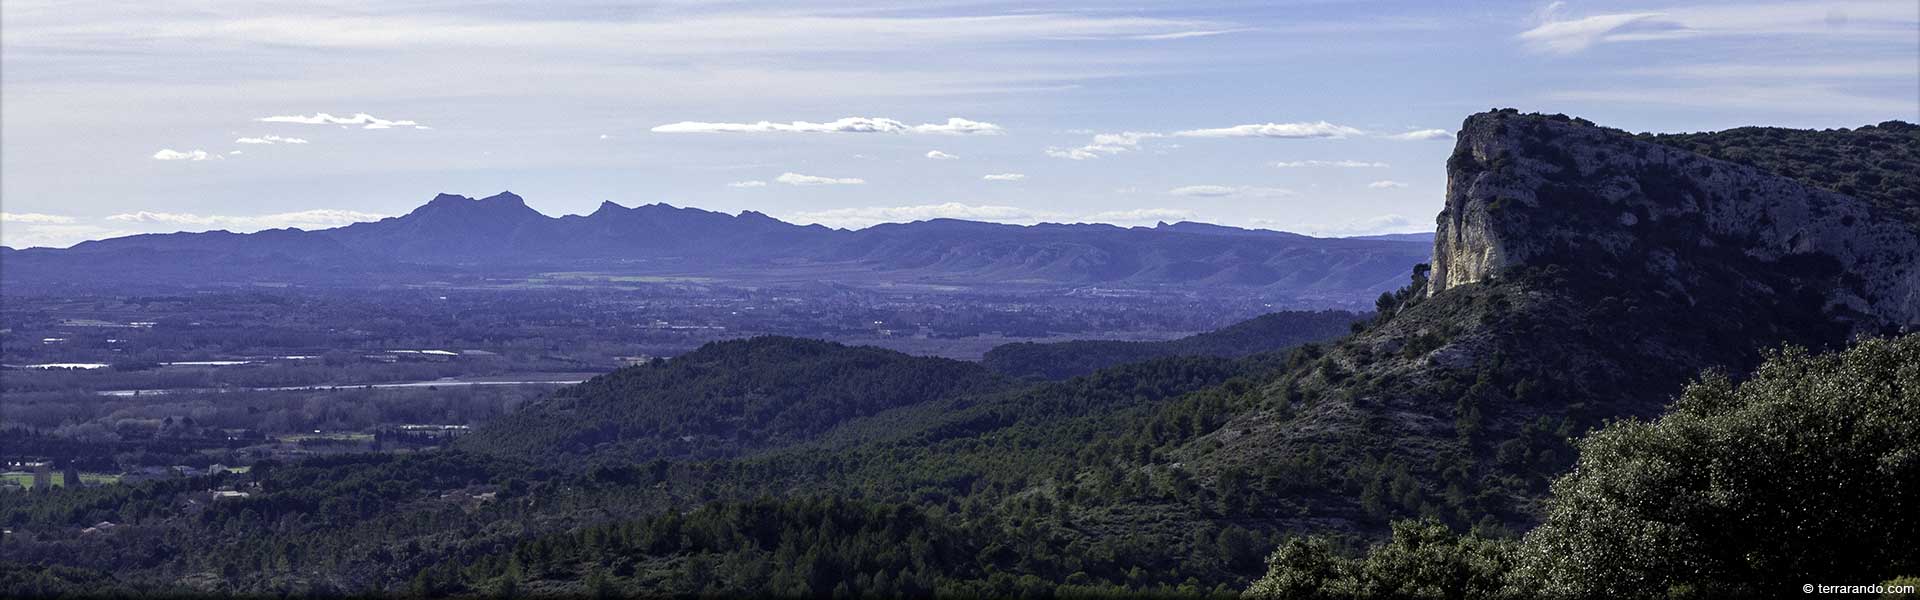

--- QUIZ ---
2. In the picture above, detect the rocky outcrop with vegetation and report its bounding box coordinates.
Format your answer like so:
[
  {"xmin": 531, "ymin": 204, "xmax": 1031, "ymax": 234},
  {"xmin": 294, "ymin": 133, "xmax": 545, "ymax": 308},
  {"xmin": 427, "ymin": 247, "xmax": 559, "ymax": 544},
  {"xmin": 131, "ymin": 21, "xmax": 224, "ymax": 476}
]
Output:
[{"xmin": 1433, "ymin": 110, "xmax": 1919, "ymax": 328}]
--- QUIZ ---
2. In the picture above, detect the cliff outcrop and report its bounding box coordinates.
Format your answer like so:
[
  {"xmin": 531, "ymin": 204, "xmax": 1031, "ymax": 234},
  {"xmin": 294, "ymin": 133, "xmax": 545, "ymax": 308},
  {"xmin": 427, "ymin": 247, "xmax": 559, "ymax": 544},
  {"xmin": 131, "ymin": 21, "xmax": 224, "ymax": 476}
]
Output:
[
  {"xmin": 1190, "ymin": 111, "xmax": 1920, "ymax": 534},
  {"xmin": 1433, "ymin": 110, "xmax": 1919, "ymax": 329}
]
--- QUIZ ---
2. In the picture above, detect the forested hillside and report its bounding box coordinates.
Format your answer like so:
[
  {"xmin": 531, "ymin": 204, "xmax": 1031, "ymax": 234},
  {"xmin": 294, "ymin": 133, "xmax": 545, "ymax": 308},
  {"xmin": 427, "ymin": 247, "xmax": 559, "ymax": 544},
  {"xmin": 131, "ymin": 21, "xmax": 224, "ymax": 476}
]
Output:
[
  {"xmin": 982, "ymin": 310, "xmax": 1363, "ymax": 380},
  {"xmin": 461, "ymin": 337, "xmax": 1005, "ymax": 462},
  {"xmin": 1246, "ymin": 333, "xmax": 1920, "ymax": 599}
]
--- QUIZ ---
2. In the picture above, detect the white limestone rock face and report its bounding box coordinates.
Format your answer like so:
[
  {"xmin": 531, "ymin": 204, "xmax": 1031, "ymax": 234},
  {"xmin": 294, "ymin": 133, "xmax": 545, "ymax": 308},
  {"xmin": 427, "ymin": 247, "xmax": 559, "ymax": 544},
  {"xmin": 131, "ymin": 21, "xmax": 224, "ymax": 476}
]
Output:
[{"xmin": 1429, "ymin": 110, "xmax": 1920, "ymax": 330}]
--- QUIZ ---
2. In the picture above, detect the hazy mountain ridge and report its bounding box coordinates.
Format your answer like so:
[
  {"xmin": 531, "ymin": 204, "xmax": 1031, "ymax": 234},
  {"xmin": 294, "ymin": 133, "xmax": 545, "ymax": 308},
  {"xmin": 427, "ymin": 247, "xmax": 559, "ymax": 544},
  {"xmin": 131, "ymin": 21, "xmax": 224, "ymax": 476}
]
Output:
[{"xmin": 2, "ymin": 193, "xmax": 1428, "ymax": 303}]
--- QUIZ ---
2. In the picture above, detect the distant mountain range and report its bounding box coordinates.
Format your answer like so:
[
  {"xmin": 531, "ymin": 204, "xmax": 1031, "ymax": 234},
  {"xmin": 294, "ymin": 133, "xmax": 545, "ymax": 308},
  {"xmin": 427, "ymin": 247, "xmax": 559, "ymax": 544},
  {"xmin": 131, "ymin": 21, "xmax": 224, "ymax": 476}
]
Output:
[{"xmin": 1, "ymin": 194, "xmax": 1431, "ymax": 305}]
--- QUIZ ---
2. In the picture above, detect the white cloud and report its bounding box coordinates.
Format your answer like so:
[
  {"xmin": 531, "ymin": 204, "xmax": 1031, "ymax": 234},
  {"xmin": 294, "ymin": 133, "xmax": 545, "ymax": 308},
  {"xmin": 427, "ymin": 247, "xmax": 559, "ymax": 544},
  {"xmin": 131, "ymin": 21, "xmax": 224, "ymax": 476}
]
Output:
[
  {"xmin": 786, "ymin": 202, "xmax": 1051, "ymax": 229},
  {"xmin": 257, "ymin": 112, "xmax": 428, "ymax": 130},
  {"xmin": 925, "ymin": 150, "xmax": 959, "ymax": 160},
  {"xmin": 1368, "ymin": 180, "xmax": 1409, "ymax": 189},
  {"xmin": 151, "ymin": 149, "xmax": 212, "ymax": 161},
  {"xmin": 912, "ymin": 118, "xmax": 1004, "ymax": 135},
  {"xmin": 652, "ymin": 117, "xmax": 1002, "ymax": 135},
  {"xmin": 1129, "ymin": 29, "xmax": 1248, "ymax": 41},
  {"xmin": 1169, "ymin": 185, "xmax": 1296, "ymax": 198},
  {"xmin": 982, "ymin": 173, "xmax": 1026, "ymax": 181},
  {"xmin": 775, "ymin": 172, "xmax": 865, "ymax": 186},
  {"xmin": 1257, "ymin": 214, "xmax": 1425, "ymax": 237},
  {"xmin": 0, "ymin": 224, "xmax": 140, "ymax": 249},
  {"xmin": 785, "ymin": 203, "xmax": 1209, "ymax": 229},
  {"xmin": 1386, "ymin": 129, "xmax": 1452, "ymax": 141},
  {"xmin": 234, "ymin": 135, "xmax": 310, "ymax": 145},
  {"xmin": 1046, "ymin": 131, "xmax": 1160, "ymax": 160},
  {"xmin": 1086, "ymin": 208, "xmax": 1195, "ymax": 224},
  {"xmin": 726, "ymin": 180, "xmax": 768, "ymax": 188},
  {"xmin": 1172, "ymin": 121, "xmax": 1364, "ymax": 139},
  {"xmin": 1, "ymin": 212, "xmax": 75, "ymax": 224},
  {"xmin": 105, "ymin": 209, "xmax": 390, "ymax": 230},
  {"xmin": 1274, "ymin": 160, "xmax": 1389, "ymax": 168},
  {"xmin": 1050, "ymin": 122, "xmax": 1363, "ymax": 159},
  {"xmin": 599, "ymin": 134, "xmax": 613, "ymax": 140},
  {"xmin": 1520, "ymin": 11, "xmax": 1671, "ymax": 53},
  {"xmin": 3, "ymin": 209, "xmax": 391, "ymax": 248}
]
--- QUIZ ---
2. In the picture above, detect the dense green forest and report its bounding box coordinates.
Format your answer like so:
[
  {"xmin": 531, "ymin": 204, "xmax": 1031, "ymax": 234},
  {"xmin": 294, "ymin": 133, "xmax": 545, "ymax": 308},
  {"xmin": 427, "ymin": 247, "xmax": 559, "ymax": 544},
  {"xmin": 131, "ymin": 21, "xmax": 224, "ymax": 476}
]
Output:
[{"xmin": 1246, "ymin": 334, "xmax": 1920, "ymax": 598}]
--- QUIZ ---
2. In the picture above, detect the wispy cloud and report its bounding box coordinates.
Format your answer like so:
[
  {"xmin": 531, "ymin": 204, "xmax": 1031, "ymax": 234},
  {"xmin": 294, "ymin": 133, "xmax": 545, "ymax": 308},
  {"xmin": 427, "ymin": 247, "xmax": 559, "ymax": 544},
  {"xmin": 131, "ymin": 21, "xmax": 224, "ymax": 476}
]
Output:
[
  {"xmin": 16, "ymin": 12, "xmax": 1231, "ymax": 55},
  {"xmin": 151, "ymin": 149, "xmax": 212, "ymax": 161},
  {"xmin": 1519, "ymin": 1, "xmax": 1918, "ymax": 54},
  {"xmin": 925, "ymin": 150, "xmax": 959, "ymax": 160},
  {"xmin": 1520, "ymin": 10, "xmax": 1672, "ymax": 54},
  {"xmin": 0, "ymin": 224, "xmax": 139, "ymax": 249},
  {"xmin": 105, "ymin": 209, "xmax": 390, "ymax": 230},
  {"xmin": 982, "ymin": 173, "xmax": 1026, "ymax": 181},
  {"xmin": 1256, "ymin": 214, "xmax": 1424, "ymax": 237},
  {"xmin": 726, "ymin": 180, "xmax": 768, "ymax": 188},
  {"xmin": 1546, "ymin": 84, "xmax": 1918, "ymax": 115},
  {"xmin": 1086, "ymin": 207, "xmax": 1195, "ymax": 224},
  {"xmin": 235, "ymin": 135, "xmax": 310, "ymax": 145},
  {"xmin": 1386, "ymin": 129, "xmax": 1451, "ymax": 141},
  {"xmin": 1045, "ymin": 131, "xmax": 1158, "ymax": 160},
  {"xmin": 257, "ymin": 112, "xmax": 428, "ymax": 130},
  {"xmin": 652, "ymin": 117, "xmax": 1002, "ymax": 135},
  {"xmin": 1128, "ymin": 29, "xmax": 1249, "ymax": 41},
  {"xmin": 1274, "ymin": 159, "xmax": 1389, "ymax": 168},
  {"xmin": 1049, "ymin": 121, "xmax": 1365, "ymax": 159},
  {"xmin": 783, "ymin": 202, "xmax": 1198, "ymax": 229},
  {"xmin": 786, "ymin": 202, "xmax": 1048, "ymax": 229},
  {"xmin": 1, "ymin": 212, "xmax": 76, "ymax": 224},
  {"xmin": 1169, "ymin": 185, "xmax": 1296, "ymax": 198},
  {"xmin": 775, "ymin": 172, "xmax": 865, "ymax": 186},
  {"xmin": 1624, "ymin": 60, "xmax": 1920, "ymax": 80},
  {"xmin": 1172, "ymin": 121, "xmax": 1364, "ymax": 139},
  {"xmin": 1368, "ymin": 180, "xmax": 1408, "ymax": 189}
]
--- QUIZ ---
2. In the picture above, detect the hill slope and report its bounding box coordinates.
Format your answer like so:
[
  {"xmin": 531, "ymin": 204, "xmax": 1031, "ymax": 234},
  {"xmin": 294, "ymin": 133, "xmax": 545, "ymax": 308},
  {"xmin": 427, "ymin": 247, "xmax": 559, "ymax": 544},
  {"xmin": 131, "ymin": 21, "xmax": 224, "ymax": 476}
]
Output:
[
  {"xmin": 982, "ymin": 310, "xmax": 1365, "ymax": 380},
  {"xmin": 460, "ymin": 337, "xmax": 1005, "ymax": 462}
]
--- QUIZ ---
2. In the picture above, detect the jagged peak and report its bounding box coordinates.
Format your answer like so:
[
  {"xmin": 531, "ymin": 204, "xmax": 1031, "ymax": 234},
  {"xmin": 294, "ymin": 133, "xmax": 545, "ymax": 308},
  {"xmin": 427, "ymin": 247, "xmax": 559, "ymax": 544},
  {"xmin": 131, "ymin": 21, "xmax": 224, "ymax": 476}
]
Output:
[
  {"xmin": 404, "ymin": 191, "xmax": 543, "ymax": 223},
  {"xmin": 736, "ymin": 210, "xmax": 783, "ymax": 224},
  {"xmin": 587, "ymin": 200, "xmax": 629, "ymax": 217},
  {"xmin": 477, "ymin": 191, "xmax": 527, "ymax": 207}
]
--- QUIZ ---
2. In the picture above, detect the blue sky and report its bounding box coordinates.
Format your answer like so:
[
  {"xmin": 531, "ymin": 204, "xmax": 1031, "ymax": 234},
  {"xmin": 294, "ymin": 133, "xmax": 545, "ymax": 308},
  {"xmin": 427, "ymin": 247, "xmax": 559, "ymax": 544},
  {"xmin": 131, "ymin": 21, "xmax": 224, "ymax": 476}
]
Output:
[{"xmin": 2, "ymin": 0, "xmax": 1915, "ymax": 248}]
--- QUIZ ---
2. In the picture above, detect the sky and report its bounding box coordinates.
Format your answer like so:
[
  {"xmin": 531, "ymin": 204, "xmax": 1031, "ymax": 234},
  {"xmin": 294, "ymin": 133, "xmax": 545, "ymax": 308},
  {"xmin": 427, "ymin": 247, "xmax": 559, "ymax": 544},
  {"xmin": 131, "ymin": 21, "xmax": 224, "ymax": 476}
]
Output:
[{"xmin": 2, "ymin": 1, "xmax": 1915, "ymax": 248}]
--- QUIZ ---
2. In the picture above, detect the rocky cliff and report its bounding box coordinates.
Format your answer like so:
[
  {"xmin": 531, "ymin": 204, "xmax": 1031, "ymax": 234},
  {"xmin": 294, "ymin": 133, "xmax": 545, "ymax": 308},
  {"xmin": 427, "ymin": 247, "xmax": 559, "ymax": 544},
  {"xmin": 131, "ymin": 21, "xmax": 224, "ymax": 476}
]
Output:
[
  {"xmin": 1186, "ymin": 110, "xmax": 1920, "ymax": 535},
  {"xmin": 1432, "ymin": 110, "xmax": 1920, "ymax": 329}
]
